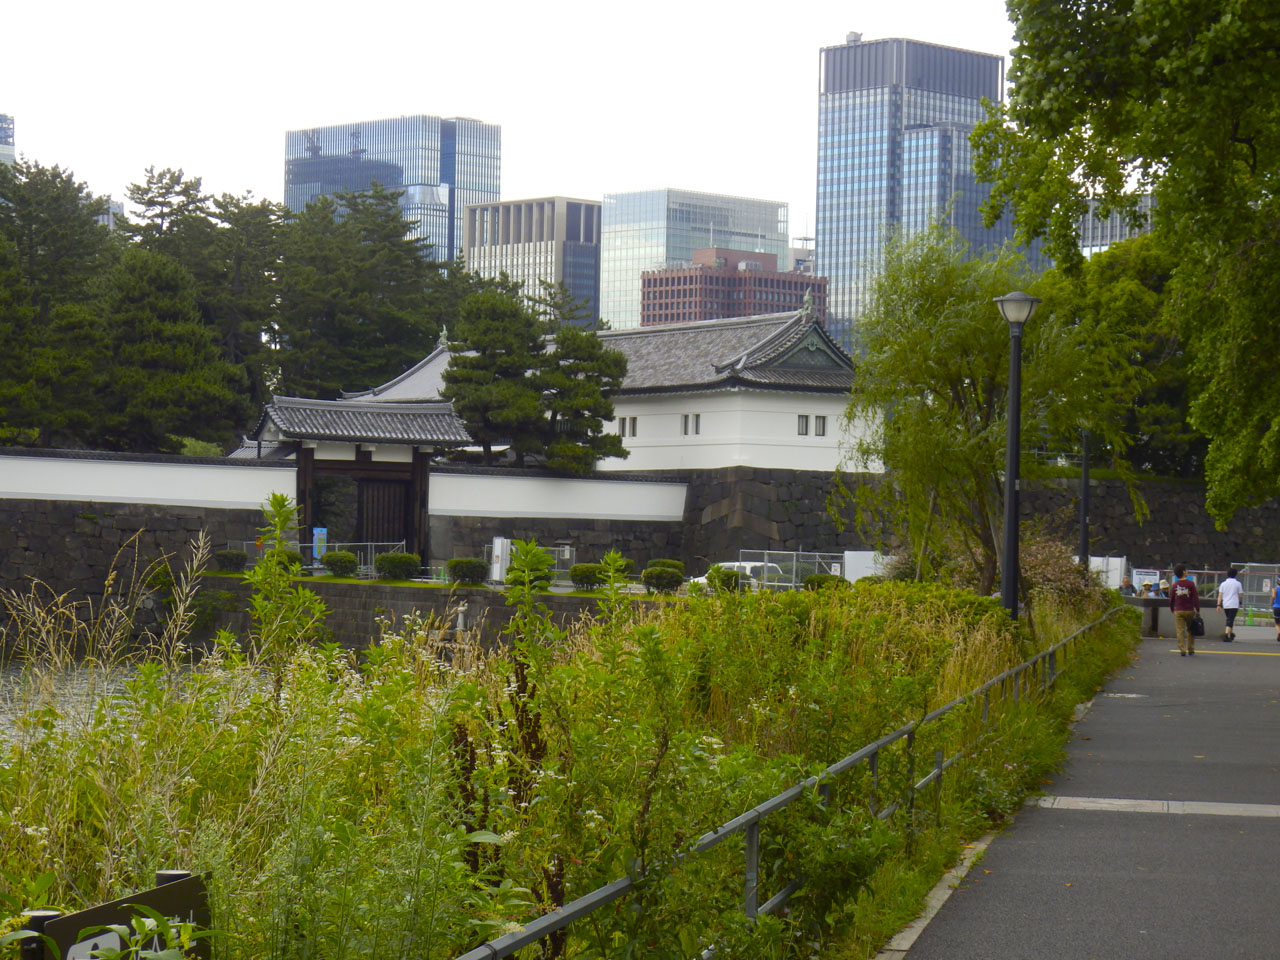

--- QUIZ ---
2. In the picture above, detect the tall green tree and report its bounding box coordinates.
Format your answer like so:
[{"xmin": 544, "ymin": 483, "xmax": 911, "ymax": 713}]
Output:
[
  {"xmin": 529, "ymin": 279, "xmax": 594, "ymax": 329},
  {"xmin": 89, "ymin": 247, "xmax": 247, "ymax": 452},
  {"xmin": 0, "ymin": 159, "xmax": 112, "ymax": 318},
  {"xmin": 442, "ymin": 292, "xmax": 547, "ymax": 465},
  {"xmin": 275, "ymin": 186, "xmax": 438, "ymax": 397},
  {"xmin": 972, "ymin": 0, "xmax": 1280, "ymax": 521},
  {"xmin": 541, "ymin": 324, "xmax": 628, "ymax": 475},
  {"xmin": 842, "ymin": 228, "xmax": 1146, "ymax": 594}
]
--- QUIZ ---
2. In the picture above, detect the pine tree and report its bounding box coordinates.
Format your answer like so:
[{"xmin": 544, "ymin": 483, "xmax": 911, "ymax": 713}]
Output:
[{"xmin": 541, "ymin": 325, "xmax": 628, "ymax": 475}]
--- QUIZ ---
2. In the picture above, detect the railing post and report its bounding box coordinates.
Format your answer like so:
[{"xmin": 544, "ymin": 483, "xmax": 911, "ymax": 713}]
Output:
[
  {"xmin": 869, "ymin": 750, "xmax": 880, "ymax": 816},
  {"xmin": 935, "ymin": 748, "xmax": 944, "ymax": 826},
  {"xmin": 743, "ymin": 820, "xmax": 760, "ymax": 920},
  {"xmin": 983, "ymin": 689, "xmax": 990, "ymax": 725},
  {"xmin": 20, "ymin": 910, "xmax": 61, "ymax": 960},
  {"xmin": 906, "ymin": 729, "xmax": 917, "ymax": 825},
  {"xmin": 1048, "ymin": 649, "xmax": 1058, "ymax": 690}
]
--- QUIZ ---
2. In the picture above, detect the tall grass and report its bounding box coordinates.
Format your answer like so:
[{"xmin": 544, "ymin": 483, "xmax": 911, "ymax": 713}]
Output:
[{"xmin": 0, "ymin": 537, "xmax": 1137, "ymax": 960}]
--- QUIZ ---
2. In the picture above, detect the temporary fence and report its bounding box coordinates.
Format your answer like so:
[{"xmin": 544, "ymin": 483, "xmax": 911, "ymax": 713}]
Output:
[
  {"xmin": 454, "ymin": 604, "xmax": 1128, "ymax": 960},
  {"xmin": 735, "ymin": 550, "xmax": 847, "ymax": 589},
  {"xmin": 225, "ymin": 540, "xmax": 410, "ymax": 578}
]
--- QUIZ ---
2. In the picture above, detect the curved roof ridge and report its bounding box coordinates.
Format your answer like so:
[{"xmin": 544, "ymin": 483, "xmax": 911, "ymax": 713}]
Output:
[
  {"xmin": 713, "ymin": 311, "xmax": 809, "ymax": 373},
  {"xmin": 344, "ymin": 344, "xmax": 449, "ymax": 400}
]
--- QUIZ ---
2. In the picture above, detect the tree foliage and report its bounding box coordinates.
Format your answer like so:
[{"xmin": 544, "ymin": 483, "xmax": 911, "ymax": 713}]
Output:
[
  {"xmin": 841, "ymin": 228, "xmax": 1146, "ymax": 594},
  {"xmin": 541, "ymin": 325, "xmax": 628, "ymax": 474},
  {"xmin": 973, "ymin": 0, "xmax": 1280, "ymax": 521}
]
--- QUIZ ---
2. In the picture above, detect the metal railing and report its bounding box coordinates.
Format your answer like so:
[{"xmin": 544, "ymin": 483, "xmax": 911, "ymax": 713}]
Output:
[
  {"xmin": 736, "ymin": 550, "xmax": 846, "ymax": 590},
  {"xmin": 455, "ymin": 604, "xmax": 1127, "ymax": 960},
  {"xmin": 226, "ymin": 540, "xmax": 408, "ymax": 576}
]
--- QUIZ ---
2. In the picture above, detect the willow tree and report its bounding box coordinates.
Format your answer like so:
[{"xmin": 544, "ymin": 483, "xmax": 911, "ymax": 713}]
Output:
[{"xmin": 841, "ymin": 227, "xmax": 1146, "ymax": 594}]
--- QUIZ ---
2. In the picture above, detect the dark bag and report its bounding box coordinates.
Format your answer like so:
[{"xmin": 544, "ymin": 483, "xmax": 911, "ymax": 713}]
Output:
[{"xmin": 1190, "ymin": 615, "xmax": 1205, "ymax": 637}]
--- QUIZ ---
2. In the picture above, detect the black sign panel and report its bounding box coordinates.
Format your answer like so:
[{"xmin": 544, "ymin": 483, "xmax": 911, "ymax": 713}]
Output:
[{"xmin": 39, "ymin": 875, "xmax": 210, "ymax": 960}]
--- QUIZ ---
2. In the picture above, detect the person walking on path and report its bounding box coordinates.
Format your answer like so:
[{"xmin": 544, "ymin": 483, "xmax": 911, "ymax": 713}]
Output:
[
  {"xmin": 1170, "ymin": 563, "xmax": 1201, "ymax": 656},
  {"xmin": 1218, "ymin": 567, "xmax": 1243, "ymax": 641},
  {"xmin": 1272, "ymin": 580, "xmax": 1280, "ymax": 642}
]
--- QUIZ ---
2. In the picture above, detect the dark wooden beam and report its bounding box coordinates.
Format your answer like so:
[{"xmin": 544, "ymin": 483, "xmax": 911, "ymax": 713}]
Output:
[
  {"xmin": 296, "ymin": 446, "xmax": 315, "ymax": 557},
  {"xmin": 409, "ymin": 447, "xmax": 432, "ymax": 564}
]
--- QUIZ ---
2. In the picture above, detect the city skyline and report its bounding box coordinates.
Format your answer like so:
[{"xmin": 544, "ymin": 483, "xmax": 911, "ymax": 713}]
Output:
[{"xmin": 7, "ymin": 0, "xmax": 1021, "ymax": 242}]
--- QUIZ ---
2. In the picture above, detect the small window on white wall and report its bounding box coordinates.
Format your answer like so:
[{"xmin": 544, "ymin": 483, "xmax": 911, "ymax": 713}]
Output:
[
  {"xmin": 618, "ymin": 418, "xmax": 627, "ymax": 438},
  {"xmin": 629, "ymin": 416, "xmax": 638, "ymax": 437},
  {"xmin": 693, "ymin": 413, "xmax": 701, "ymax": 435},
  {"xmin": 797, "ymin": 414, "xmax": 810, "ymax": 436},
  {"xmin": 815, "ymin": 415, "xmax": 827, "ymax": 437},
  {"xmin": 682, "ymin": 413, "xmax": 702, "ymax": 436}
]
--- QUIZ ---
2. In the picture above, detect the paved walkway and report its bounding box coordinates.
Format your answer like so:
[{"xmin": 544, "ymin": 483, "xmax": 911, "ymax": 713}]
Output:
[{"xmin": 883, "ymin": 625, "xmax": 1280, "ymax": 960}]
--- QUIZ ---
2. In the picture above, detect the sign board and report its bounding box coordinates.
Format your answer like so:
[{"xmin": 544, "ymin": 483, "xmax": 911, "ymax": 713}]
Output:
[
  {"xmin": 312, "ymin": 527, "xmax": 328, "ymax": 559},
  {"xmin": 39, "ymin": 874, "xmax": 210, "ymax": 960}
]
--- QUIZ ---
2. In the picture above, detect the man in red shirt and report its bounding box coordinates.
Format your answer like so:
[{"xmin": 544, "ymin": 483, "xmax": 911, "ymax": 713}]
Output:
[{"xmin": 1169, "ymin": 563, "xmax": 1201, "ymax": 656}]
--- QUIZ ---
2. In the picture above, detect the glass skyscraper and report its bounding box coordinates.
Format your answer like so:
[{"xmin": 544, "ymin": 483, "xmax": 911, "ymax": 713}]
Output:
[
  {"xmin": 284, "ymin": 115, "xmax": 500, "ymax": 261},
  {"xmin": 816, "ymin": 34, "xmax": 1022, "ymax": 348},
  {"xmin": 601, "ymin": 189, "xmax": 788, "ymax": 329},
  {"xmin": 0, "ymin": 114, "xmax": 14, "ymax": 166}
]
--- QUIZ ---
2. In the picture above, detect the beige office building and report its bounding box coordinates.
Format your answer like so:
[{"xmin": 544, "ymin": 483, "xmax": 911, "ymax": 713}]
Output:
[{"xmin": 464, "ymin": 196, "xmax": 601, "ymax": 324}]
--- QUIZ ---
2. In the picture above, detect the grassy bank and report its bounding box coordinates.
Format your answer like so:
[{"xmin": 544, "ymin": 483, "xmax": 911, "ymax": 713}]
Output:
[{"xmin": 0, "ymin": 540, "xmax": 1137, "ymax": 959}]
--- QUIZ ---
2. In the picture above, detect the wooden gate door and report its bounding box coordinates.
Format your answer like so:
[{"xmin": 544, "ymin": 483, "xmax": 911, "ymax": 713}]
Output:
[{"xmin": 358, "ymin": 479, "xmax": 409, "ymax": 545}]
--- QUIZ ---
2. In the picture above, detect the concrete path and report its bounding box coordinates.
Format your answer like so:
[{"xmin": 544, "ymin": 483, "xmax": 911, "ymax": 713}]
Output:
[{"xmin": 887, "ymin": 626, "xmax": 1280, "ymax": 960}]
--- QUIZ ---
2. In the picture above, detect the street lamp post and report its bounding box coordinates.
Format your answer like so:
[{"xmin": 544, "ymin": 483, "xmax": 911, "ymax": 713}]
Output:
[{"xmin": 994, "ymin": 291, "xmax": 1041, "ymax": 620}]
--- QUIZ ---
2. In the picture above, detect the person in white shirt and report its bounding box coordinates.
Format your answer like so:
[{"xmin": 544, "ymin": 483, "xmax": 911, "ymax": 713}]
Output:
[{"xmin": 1217, "ymin": 568, "xmax": 1243, "ymax": 642}]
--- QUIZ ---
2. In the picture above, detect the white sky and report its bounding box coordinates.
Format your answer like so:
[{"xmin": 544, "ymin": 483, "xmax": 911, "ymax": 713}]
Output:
[{"xmin": 8, "ymin": 0, "xmax": 1018, "ymax": 240}]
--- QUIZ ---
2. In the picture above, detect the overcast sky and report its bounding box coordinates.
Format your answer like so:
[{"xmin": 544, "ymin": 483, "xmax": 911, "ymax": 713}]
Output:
[{"xmin": 9, "ymin": 0, "xmax": 1019, "ymax": 240}]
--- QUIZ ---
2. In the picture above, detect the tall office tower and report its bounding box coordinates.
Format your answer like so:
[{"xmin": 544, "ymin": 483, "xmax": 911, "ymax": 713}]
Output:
[
  {"xmin": 601, "ymin": 189, "xmax": 788, "ymax": 329},
  {"xmin": 0, "ymin": 114, "xmax": 14, "ymax": 165},
  {"xmin": 816, "ymin": 34, "xmax": 1022, "ymax": 348},
  {"xmin": 284, "ymin": 115, "xmax": 500, "ymax": 261},
  {"xmin": 640, "ymin": 248, "xmax": 828, "ymax": 327},
  {"xmin": 464, "ymin": 197, "xmax": 602, "ymax": 325}
]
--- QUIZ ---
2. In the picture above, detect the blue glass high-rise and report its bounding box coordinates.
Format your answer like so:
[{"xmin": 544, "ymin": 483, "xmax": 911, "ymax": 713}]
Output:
[
  {"xmin": 284, "ymin": 115, "xmax": 500, "ymax": 262},
  {"xmin": 816, "ymin": 35, "xmax": 1026, "ymax": 349}
]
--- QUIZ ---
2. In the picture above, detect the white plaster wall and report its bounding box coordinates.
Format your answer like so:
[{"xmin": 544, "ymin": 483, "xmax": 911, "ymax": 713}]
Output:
[
  {"xmin": 0, "ymin": 454, "xmax": 687, "ymax": 523},
  {"xmin": 0, "ymin": 456, "xmax": 294, "ymax": 509},
  {"xmin": 599, "ymin": 389, "xmax": 877, "ymax": 472},
  {"xmin": 430, "ymin": 473, "xmax": 686, "ymax": 521}
]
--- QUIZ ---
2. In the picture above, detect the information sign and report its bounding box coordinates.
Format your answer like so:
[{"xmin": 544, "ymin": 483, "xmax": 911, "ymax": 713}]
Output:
[{"xmin": 38, "ymin": 874, "xmax": 210, "ymax": 960}]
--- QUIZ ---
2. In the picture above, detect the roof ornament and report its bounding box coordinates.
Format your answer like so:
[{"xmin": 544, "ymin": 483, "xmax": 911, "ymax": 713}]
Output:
[
  {"xmin": 437, "ymin": 324, "xmax": 449, "ymax": 349},
  {"xmin": 799, "ymin": 288, "xmax": 815, "ymax": 320}
]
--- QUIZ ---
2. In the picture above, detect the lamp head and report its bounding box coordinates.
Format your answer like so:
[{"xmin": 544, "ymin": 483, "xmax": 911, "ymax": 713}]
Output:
[{"xmin": 993, "ymin": 291, "xmax": 1041, "ymax": 328}]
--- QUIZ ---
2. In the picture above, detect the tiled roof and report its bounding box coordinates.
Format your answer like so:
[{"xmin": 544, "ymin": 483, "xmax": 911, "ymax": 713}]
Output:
[
  {"xmin": 598, "ymin": 310, "xmax": 853, "ymax": 393},
  {"xmin": 252, "ymin": 396, "xmax": 472, "ymax": 445},
  {"xmin": 344, "ymin": 346, "xmax": 450, "ymax": 403}
]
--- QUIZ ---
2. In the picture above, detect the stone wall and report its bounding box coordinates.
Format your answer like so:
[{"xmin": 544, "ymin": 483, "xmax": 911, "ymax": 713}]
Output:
[
  {"xmin": 430, "ymin": 515, "xmax": 685, "ymax": 569},
  {"xmin": 1, "ymin": 499, "xmax": 263, "ymax": 602}
]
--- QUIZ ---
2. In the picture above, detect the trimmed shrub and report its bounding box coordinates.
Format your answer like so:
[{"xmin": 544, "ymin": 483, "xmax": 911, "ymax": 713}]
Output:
[
  {"xmin": 214, "ymin": 549, "xmax": 248, "ymax": 572},
  {"xmin": 374, "ymin": 552, "xmax": 421, "ymax": 581},
  {"xmin": 321, "ymin": 551, "xmax": 359, "ymax": 578},
  {"xmin": 706, "ymin": 565, "xmax": 742, "ymax": 593},
  {"xmin": 647, "ymin": 558, "xmax": 685, "ymax": 575},
  {"xmin": 804, "ymin": 573, "xmax": 848, "ymax": 591},
  {"xmin": 266, "ymin": 549, "xmax": 305, "ymax": 572},
  {"xmin": 641, "ymin": 566, "xmax": 684, "ymax": 594},
  {"xmin": 570, "ymin": 563, "xmax": 605, "ymax": 590},
  {"xmin": 447, "ymin": 557, "xmax": 488, "ymax": 585}
]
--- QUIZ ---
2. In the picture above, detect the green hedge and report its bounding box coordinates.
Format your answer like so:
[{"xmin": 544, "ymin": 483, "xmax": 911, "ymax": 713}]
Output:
[
  {"xmin": 641, "ymin": 566, "xmax": 684, "ymax": 593},
  {"xmin": 374, "ymin": 552, "xmax": 421, "ymax": 581},
  {"xmin": 647, "ymin": 558, "xmax": 684, "ymax": 575},
  {"xmin": 447, "ymin": 557, "xmax": 488, "ymax": 585},
  {"xmin": 570, "ymin": 563, "xmax": 605, "ymax": 589},
  {"xmin": 321, "ymin": 551, "xmax": 359, "ymax": 578},
  {"xmin": 214, "ymin": 549, "xmax": 248, "ymax": 572},
  {"xmin": 804, "ymin": 573, "xmax": 849, "ymax": 591},
  {"xmin": 706, "ymin": 566, "xmax": 742, "ymax": 592}
]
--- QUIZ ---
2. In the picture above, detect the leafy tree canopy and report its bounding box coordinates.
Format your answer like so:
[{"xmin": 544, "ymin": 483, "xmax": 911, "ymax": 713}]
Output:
[
  {"xmin": 973, "ymin": 0, "xmax": 1280, "ymax": 521},
  {"xmin": 842, "ymin": 227, "xmax": 1147, "ymax": 594}
]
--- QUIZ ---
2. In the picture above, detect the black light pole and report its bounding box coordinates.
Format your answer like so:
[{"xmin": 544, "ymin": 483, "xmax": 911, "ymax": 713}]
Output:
[
  {"xmin": 1078, "ymin": 428, "xmax": 1091, "ymax": 568},
  {"xmin": 994, "ymin": 291, "xmax": 1041, "ymax": 620}
]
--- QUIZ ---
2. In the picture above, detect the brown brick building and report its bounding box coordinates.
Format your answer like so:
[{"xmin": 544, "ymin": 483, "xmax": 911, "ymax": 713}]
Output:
[{"xmin": 640, "ymin": 248, "xmax": 828, "ymax": 327}]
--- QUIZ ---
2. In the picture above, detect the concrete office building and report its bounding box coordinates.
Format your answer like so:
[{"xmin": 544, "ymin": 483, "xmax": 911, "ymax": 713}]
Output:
[
  {"xmin": 601, "ymin": 189, "xmax": 788, "ymax": 329},
  {"xmin": 464, "ymin": 197, "xmax": 601, "ymax": 324},
  {"xmin": 641, "ymin": 248, "xmax": 827, "ymax": 327},
  {"xmin": 284, "ymin": 115, "xmax": 500, "ymax": 261},
  {"xmin": 1079, "ymin": 195, "xmax": 1155, "ymax": 258},
  {"xmin": 816, "ymin": 33, "xmax": 1028, "ymax": 348},
  {"xmin": 0, "ymin": 114, "xmax": 14, "ymax": 166}
]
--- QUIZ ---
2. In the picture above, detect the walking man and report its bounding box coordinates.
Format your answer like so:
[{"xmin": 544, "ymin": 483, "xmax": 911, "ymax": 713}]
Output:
[
  {"xmin": 1217, "ymin": 567, "xmax": 1243, "ymax": 642},
  {"xmin": 1170, "ymin": 563, "xmax": 1201, "ymax": 656}
]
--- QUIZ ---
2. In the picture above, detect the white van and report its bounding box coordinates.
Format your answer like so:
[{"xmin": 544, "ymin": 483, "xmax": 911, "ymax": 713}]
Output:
[{"xmin": 691, "ymin": 561, "xmax": 786, "ymax": 590}]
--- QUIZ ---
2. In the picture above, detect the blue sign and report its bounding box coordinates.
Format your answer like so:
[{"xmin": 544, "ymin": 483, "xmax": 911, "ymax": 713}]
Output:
[{"xmin": 313, "ymin": 527, "xmax": 328, "ymax": 559}]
